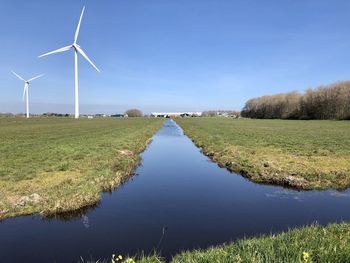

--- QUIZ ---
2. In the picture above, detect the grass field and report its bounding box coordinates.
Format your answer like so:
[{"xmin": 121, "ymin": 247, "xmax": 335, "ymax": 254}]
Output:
[
  {"xmin": 87, "ymin": 223, "xmax": 350, "ymax": 263},
  {"xmin": 176, "ymin": 118, "xmax": 350, "ymax": 190},
  {"xmin": 171, "ymin": 223, "xmax": 350, "ymax": 263},
  {"xmin": 0, "ymin": 117, "xmax": 163, "ymax": 219}
]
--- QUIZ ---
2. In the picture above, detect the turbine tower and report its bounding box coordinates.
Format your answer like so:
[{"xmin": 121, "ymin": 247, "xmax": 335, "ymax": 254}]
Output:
[
  {"xmin": 39, "ymin": 6, "xmax": 100, "ymax": 119},
  {"xmin": 12, "ymin": 71, "xmax": 43, "ymax": 118}
]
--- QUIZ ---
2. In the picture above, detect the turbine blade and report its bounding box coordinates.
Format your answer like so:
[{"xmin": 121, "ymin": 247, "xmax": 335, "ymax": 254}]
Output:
[
  {"xmin": 74, "ymin": 6, "xmax": 85, "ymax": 43},
  {"xmin": 75, "ymin": 46, "xmax": 100, "ymax": 72},
  {"xmin": 11, "ymin": 70, "xmax": 25, "ymax": 81},
  {"xmin": 23, "ymin": 83, "xmax": 28, "ymax": 101},
  {"xmin": 38, "ymin": 45, "xmax": 72, "ymax": 58},
  {"xmin": 28, "ymin": 74, "xmax": 44, "ymax": 82}
]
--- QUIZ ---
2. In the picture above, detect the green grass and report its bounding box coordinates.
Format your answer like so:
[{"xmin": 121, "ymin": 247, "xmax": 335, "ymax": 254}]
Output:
[
  {"xmin": 176, "ymin": 118, "xmax": 350, "ymax": 189},
  {"xmin": 0, "ymin": 117, "xmax": 163, "ymax": 219},
  {"xmin": 85, "ymin": 223, "xmax": 350, "ymax": 263},
  {"xmin": 172, "ymin": 223, "xmax": 350, "ymax": 263},
  {"xmin": 84, "ymin": 253, "xmax": 163, "ymax": 263}
]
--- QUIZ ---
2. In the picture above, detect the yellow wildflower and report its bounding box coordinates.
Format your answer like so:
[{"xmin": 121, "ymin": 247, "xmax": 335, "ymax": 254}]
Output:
[
  {"xmin": 235, "ymin": 254, "xmax": 242, "ymax": 263},
  {"xmin": 303, "ymin": 251, "xmax": 310, "ymax": 262}
]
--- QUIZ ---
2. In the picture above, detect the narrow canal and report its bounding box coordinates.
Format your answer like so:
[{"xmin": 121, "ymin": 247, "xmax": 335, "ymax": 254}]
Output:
[{"xmin": 1, "ymin": 120, "xmax": 350, "ymax": 262}]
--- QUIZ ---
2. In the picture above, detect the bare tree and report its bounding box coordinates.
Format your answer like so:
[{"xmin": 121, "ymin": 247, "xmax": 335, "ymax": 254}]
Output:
[
  {"xmin": 125, "ymin": 109, "xmax": 143, "ymax": 117},
  {"xmin": 241, "ymin": 81, "xmax": 350, "ymax": 120}
]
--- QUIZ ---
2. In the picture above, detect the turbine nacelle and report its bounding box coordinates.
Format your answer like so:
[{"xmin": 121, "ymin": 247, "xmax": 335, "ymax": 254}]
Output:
[
  {"xmin": 66, "ymin": 44, "xmax": 80, "ymax": 51},
  {"xmin": 72, "ymin": 43, "xmax": 79, "ymax": 50}
]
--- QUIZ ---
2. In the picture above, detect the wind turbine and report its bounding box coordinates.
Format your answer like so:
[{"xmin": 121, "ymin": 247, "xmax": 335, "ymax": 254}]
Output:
[
  {"xmin": 38, "ymin": 6, "xmax": 100, "ymax": 119},
  {"xmin": 11, "ymin": 71, "xmax": 43, "ymax": 118}
]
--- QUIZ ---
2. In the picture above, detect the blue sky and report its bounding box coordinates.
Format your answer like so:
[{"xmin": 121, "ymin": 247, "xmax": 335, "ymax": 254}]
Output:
[{"xmin": 1, "ymin": 0, "xmax": 350, "ymax": 114}]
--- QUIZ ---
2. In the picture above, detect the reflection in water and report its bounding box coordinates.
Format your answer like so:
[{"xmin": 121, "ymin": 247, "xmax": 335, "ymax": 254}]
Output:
[
  {"xmin": 43, "ymin": 202, "xmax": 99, "ymax": 221},
  {"xmin": 82, "ymin": 215, "xmax": 90, "ymax": 228},
  {"xmin": 265, "ymin": 190, "xmax": 305, "ymax": 201},
  {"xmin": 266, "ymin": 189, "xmax": 350, "ymax": 201},
  {"xmin": 1, "ymin": 120, "xmax": 350, "ymax": 263},
  {"xmin": 330, "ymin": 191, "xmax": 350, "ymax": 198}
]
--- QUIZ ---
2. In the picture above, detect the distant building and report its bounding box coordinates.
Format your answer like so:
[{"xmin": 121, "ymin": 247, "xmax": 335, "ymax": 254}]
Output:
[
  {"xmin": 94, "ymin": 114, "xmax": 109, "ymax": 117},
  {"xmin": 151, "ymin": 112, "xmax": 202, "ymax": 118},
  {"xmin": 202, "ymin": 110, "xmax": 240, "ymax": 118},
  {"xmin": 111, "ymin": 114, "xmax": 126, "ymax": 118}
]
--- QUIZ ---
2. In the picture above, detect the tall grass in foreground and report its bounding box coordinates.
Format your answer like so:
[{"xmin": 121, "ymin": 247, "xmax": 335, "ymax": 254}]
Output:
[
  {"xmin": 84, "ymin": 223, "xmax": 350, "ymax": 263},
  {"xmin": 172, "ymin": 223, "xmax": 350, "ymax": 263},
  {"xmin": 83, "ymin": 253, "xmax": 162, "ymax": 263}
]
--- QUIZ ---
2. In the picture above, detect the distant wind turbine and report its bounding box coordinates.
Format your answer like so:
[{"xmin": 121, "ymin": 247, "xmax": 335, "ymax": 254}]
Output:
[
  {"xmin": 11, "ymin": 71, "xmax": 43, "ymax": 118},
  {"xmin": 38, "ymin": 6, "xmax": 100, "ymax": 119}
]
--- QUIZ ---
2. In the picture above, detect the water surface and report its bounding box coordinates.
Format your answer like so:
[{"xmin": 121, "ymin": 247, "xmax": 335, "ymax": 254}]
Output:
[{"xmin": 1, "ymin": 120, "xmax": 350, "ymax": 262}]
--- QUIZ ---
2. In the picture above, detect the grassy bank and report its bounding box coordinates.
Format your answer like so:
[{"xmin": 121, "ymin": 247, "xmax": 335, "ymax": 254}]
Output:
[
  {"xmin": 172, "ymin": 223, "xmax": 350, "ymax": 263},
  {"xmin": 87, "ymin": 223, "xmax": 350, "ymax": 263},
  {"xmin": 176, "ymin": 118, "xmax": 350, "ymax": 190},
  {"xmin": 0, "ymin": 117, "xmax": 163, "ymax": 219}
]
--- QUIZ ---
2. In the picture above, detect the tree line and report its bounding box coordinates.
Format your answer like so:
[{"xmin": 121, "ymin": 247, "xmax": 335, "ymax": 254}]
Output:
[{"xmin": 241, "ymin": 81, "xmax": 350, "ymax": 120}]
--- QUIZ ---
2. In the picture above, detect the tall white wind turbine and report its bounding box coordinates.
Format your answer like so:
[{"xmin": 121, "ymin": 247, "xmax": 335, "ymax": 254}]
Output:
[
  {"xmin": 38, "ymin": 6, "xmax": 100, "ymax": 119},
  {"xmin": 11, "ymin": 71, "xmax": 43, "ymax": 118}
]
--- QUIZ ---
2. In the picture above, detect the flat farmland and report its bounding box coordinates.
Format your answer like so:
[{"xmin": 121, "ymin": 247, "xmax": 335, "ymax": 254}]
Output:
[
  {"xmin": 0, "ymin": 117, "xmax": 163, "ymax": 219},
  {"xmin": 176, "ymin": 118, "xmax": 350, "ymax": 190}
]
